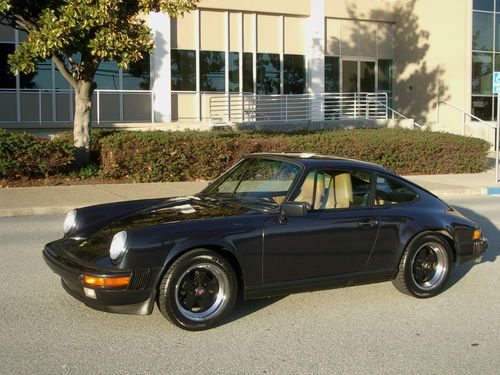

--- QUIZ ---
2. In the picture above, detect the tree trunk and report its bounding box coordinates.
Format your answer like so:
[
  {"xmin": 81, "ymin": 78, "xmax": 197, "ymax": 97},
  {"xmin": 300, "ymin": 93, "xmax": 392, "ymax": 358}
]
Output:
[{"xmin": 74, "ymin": 81, "xmax": 96, "ymax": 168}]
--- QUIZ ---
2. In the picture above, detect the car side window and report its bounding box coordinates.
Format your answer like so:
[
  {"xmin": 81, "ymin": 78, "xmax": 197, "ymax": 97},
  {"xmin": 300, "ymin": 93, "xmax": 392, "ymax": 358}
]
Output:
[
  {"xmin": 293, "ymin": 170, "xmax": 371, "ymax": 210},
  {"xmin": 375, "ymin": 175, "xmax": 418, "ymax": 206}
]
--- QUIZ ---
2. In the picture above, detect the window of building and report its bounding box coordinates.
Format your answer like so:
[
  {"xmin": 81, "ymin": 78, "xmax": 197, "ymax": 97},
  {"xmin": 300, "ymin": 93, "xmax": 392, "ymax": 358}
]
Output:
[
  {"xmin": 325, "ymin": 56, "xmax": 340, "ymax": 92},
  {"xmin": 0, "ymin": 43, "xmax": 16, "ymax": 88},
  {"xmin": 243, "ymin": 52, "xmax": 253, "ymax": 93},
  {"xmin": 378, "ymin": 59, "xmax": 393, "ymax": 92},
  {"xmin": 471, "ymin": 96, "xmax": 493, "ymax": 120},
  {"xmin": 20, "ymin": 60, "xmax": 52, "ymax": 89},
  {"xmin": 360, "ymin": 61, "xmax": 375, "ymax": 92},
  {"xmin": 473, "ymin": 12, "xmax": 494, "ymax": 51},
  {"xmin": 55, "ymin": 64, "xmax": 69, "ymax": 89},
  {"xmin": 374, "ymin": 176, "xmax": 417, "ymax": 206},
  {"xmin": 284, "ymin": 54, "xmax": 305, "ymax": 94},
  {"xmin": 474, "ymin": 0, "xmax": 494, "ymax": 11},
  {"xmin": 228, "ymin": 52, "xmax": 239, "ymax": 92},
  {"xmin": 471, "ymin": 2, "xmax": 500, "ymax": 120},
  {"xmin": 257, "ymin": 53, "xmax": 280, "ymax": 94},
  {"xmin": 472, "ymin": 52, "xmax": 493, "ymax": 95},
  {"xmin": 171, "ymin": 49, "xmax": 196, "ymax": 91},
  {"xmin": 94, "ymin": 61, "xmax": 120, "ymax": 90},
  {"xmin": 200, "ymin": 51, "xmax": 225, "ymax": 92},
  {"xmin": 122, "ymin": 56, "xmax": 150, "ymax": 90}
]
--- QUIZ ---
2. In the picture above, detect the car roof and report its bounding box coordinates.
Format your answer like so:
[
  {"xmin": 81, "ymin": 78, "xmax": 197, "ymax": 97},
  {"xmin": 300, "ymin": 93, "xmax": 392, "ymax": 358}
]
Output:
[{"xmin": 245, "ymin": 152, "xmax": 394, "ymax": 175}]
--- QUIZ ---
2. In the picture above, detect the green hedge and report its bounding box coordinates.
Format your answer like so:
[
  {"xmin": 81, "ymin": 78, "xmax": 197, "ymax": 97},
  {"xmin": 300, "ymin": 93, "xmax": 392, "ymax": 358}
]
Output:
[
  {"xmin": 99, "ymin": 129, "xmax": 490, "ymax": 182},
  {"xmin": 0, "ymin": 128, "xmax": 490, "ymax": 182},
  {"xmin": 0, "ymin": 129, "xmax": 74, "ymax": 180}
]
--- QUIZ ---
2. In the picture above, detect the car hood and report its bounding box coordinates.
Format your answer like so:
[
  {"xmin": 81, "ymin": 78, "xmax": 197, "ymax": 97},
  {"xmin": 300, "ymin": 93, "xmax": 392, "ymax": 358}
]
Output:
[{"xmin": 63, "ymin": 196, "xmax": 255, "ymax": 264}]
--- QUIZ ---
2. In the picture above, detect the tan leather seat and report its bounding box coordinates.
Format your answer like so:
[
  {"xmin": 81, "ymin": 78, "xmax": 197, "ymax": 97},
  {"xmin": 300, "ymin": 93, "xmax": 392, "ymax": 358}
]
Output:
[
  {"xmin": 324, "ymin": 173, "xmax": 353, "ymax": 209},
  {"xmin": 294, "ymin": 172, "xmax": 325, "ymax": 209}
]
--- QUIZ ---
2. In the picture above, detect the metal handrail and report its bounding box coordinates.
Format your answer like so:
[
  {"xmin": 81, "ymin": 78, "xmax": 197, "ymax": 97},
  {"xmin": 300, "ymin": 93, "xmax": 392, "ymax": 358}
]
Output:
[
  {"xmin": 366, "ymin": 97, "xmax": 423, "ymax": 129},
  {"xmin": 209, "ymin": 92, "xmax": 391, "ymax": 124},
  {"xmin": 436, "ymin": 99, "xmax": 496, "ymax": 135}
]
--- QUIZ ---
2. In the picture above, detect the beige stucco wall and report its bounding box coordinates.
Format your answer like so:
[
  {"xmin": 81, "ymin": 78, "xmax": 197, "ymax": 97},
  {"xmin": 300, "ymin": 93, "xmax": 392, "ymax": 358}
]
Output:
[
  {"xmin": 393, "ymin": 0, "xmax": 470, "ymax": 129},
  {"xmin": 325, "ymin": 0, "xmax": 396, "ymax": 22},
  {"xmin": 199, "ymin": 0, "xmax": 309, "ymax": 16},
  {"xmin": 170, "ymin": 11, "xmax": 196, "ymax": 49},
  {"xmin": 229, "ymin": 12, "xmax": 240, "ymax": 52},
  {"xmin": 284, "ymin": 16, "xmax": 306, "ymax": 55},
  {"xmin": 257, "ymin": 15, "xmax": 281, "ymax": 54},
  {"xmin": 201, "ymin": 10, "xmax": 225, "ymax": 51}
]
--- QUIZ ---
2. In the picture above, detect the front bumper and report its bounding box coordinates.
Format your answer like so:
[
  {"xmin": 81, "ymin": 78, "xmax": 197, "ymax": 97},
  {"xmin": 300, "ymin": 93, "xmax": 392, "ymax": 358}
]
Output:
[
  {"xmin": 456, "ymin": 237, "xmax": 488, "ymax": 265},
  {"xmin": 43, "ymin": 246, "xmax": 156, "ymax": 315}
]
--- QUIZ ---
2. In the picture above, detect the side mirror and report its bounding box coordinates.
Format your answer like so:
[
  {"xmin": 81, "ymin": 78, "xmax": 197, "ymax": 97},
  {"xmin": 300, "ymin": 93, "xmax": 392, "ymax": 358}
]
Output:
[{"xmin": 282, "ymin": 201, "xmax": 308, "ymax": 218}]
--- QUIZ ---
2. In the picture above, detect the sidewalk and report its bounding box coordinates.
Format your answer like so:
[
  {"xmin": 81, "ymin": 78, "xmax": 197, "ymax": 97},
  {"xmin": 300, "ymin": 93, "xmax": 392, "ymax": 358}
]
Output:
[{"xmin": 0, "ymin": 171, "xmax": 498, "ymax": 218}]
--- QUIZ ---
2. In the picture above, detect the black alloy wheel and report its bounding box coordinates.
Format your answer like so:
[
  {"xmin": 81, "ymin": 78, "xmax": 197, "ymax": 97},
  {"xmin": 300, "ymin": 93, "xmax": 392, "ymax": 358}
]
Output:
[
  {"xmin": 393, "ymin": 233, "xmax": 452, "ymax": 298},
  {"xmin": 158, "ymin": 249, "xmax": 237, "ymax": 330}
]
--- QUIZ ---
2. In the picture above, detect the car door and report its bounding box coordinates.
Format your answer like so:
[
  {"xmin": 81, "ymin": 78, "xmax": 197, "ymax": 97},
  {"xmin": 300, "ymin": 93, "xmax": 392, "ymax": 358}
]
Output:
[{"xmin": 262, "ymin": 169, "xmax": 380, "ymax": 284}]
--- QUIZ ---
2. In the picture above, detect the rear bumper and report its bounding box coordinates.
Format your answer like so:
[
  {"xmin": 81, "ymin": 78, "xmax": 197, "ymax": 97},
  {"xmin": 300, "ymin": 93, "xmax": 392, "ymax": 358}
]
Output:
[
  {"xmin": 456, "ymin": 237, "xmax": 488, "ymax": 265},
  {"xmin": 43, "ymin": 246, "xmax": 156, "ymax": 315}
]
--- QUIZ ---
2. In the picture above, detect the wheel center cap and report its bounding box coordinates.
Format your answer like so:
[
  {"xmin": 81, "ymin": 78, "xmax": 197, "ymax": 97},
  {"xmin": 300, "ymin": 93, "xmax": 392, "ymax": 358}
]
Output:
[{"xmin": 195, "ymin": 287, "xmax": 206, "ymax": 296}]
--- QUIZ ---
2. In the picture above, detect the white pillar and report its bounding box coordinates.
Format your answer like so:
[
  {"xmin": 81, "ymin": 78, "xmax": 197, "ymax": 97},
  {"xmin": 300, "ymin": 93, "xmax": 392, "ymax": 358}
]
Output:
[
  {"xmin": 307, "ymin": 0, "xmax": 325, "ymax": 121},
  {"xmin": 149, "ymin": 12, "xmax": 171, "ymax": 123}
]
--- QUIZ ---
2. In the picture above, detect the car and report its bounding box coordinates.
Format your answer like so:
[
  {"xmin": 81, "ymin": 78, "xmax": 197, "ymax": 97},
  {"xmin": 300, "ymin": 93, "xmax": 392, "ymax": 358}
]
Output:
[{"xmin": 43, "ymin": 153, "xmax": 488, "ymax": 330}]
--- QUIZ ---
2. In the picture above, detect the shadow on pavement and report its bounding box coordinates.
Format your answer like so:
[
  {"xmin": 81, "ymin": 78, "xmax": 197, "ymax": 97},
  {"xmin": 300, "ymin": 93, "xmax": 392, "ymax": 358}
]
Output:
[
  {"xmin": 447, "ymin": 205, "xmax": 499, "ymax": 289},
  {"xmin": 223, "ymin": 296, "xmax": 286, "ymax": 326}
]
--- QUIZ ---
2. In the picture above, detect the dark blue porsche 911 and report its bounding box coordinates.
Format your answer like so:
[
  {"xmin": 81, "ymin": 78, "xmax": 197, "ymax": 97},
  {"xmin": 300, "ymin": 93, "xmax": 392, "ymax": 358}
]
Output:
[{"xmin": 43, "ymin": 153, "xmax": 488, "ymax": 330}]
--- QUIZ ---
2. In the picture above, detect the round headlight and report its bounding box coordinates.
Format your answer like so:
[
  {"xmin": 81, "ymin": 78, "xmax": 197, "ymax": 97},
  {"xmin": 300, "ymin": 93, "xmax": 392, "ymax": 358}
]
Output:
[
  {"xmin": 109, "ymin": 231, "xmax": 128, "ymax": 261},
  {"xmin": 63, "ymin": 210, "xmax": 77, "ymax": 234}
]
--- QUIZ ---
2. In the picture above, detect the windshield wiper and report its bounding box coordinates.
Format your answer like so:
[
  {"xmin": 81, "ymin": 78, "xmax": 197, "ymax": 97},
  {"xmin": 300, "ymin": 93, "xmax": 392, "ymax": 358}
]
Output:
[{"xmin": 235, "ymin": 196, "xmax": 279, "ymax": 208}]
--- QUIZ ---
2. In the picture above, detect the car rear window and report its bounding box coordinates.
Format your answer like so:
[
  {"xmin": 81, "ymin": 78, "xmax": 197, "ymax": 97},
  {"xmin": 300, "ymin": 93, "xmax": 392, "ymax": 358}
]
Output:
[{"xmin": 374, "ymin": 175, "xmax": 417, "ymax": 206}]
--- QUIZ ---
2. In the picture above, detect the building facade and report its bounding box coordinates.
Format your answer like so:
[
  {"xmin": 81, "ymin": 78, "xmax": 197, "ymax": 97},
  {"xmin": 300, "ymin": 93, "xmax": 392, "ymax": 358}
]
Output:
[{"xmin": 0, "ymin": 0, "xmax": 496, "ymax": 142}]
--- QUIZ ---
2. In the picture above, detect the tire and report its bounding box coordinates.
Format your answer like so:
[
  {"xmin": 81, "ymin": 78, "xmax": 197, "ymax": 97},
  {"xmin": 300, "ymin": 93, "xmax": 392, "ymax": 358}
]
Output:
[
  {"xmin": 392, "ymin": 233, "xmax": 452, "ymax": 298},
  {"xmin": 158, "ymin": 249, "xmax": 237, "ymax": 331}
]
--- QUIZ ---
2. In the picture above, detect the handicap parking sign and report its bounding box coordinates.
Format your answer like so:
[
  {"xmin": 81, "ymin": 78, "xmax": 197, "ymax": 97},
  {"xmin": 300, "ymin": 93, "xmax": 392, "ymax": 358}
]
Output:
[{"xmin": 493, "ymin": 72, "xmax": 500, "ymax": 94}]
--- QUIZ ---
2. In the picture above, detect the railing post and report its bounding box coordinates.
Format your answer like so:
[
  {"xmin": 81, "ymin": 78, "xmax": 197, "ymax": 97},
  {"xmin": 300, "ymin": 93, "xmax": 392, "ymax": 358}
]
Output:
[
  {"xmin": 96, "ymin": 90, "xmax": 100, "ymax": 125},
  {"xmin": 151, "ymin": 91, "xmax": 155, "ymax": 124},
  {"xmin": 354, "ymin": 93, "xmax": 357, "ymax": 118},
  {"xmin": 462, "ymin": 111, "xmax": 466, "ymax": 136},
  {"xmin": 285, "ymin": 95, "xmax": 288, "ymax": 122},
  {"xmin": 38, "ymin": 90, "xmax": 42, "ymax": 125},
  {"xmin": 365, "ymin": 94, "xmax": 369, "ymax": 119},
  {"xmin": 436, "ymin": 100, "xmax": 440, "ymax": 124}
]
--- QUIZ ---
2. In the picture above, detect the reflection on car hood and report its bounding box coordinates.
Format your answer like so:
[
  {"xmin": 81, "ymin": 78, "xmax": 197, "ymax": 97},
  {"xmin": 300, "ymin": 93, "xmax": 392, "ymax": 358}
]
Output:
[{"xmin": 65, "ymin": 196, "xmax": 252, "ymax": 263}]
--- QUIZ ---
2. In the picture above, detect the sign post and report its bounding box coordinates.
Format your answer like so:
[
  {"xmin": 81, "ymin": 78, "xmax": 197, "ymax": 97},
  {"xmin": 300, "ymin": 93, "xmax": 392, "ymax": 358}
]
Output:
[{"xmin": 493, "ymin": 72, "xmax": 500, "ymax": 183}]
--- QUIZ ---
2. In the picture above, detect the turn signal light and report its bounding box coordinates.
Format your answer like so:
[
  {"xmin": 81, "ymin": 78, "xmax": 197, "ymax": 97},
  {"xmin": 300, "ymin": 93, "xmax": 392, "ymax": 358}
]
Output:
[
  {"xmin": 473, "ymin": 229, "xmax": 481, "ymax": 241},
  {"xmin": 82, "ymin": 275, "xmax": 130, "ymax": 287}
]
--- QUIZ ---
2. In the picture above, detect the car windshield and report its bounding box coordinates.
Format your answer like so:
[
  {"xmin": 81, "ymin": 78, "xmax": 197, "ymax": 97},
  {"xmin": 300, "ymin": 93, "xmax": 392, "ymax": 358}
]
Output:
[{"xmin": 201, "ymin": 158, "xmax": 301, "ymax": 205}]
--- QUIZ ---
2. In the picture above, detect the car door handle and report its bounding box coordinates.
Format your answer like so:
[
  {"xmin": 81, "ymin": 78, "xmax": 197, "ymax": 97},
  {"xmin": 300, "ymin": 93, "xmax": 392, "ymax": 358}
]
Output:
[{"xmin": 357, "ymin": 219, "xmax": 379, "ymax": 229}]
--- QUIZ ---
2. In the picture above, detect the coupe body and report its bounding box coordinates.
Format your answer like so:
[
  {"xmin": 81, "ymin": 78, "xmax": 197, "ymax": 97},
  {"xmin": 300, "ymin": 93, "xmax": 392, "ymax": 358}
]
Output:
[{"xmin": 43, "ymin": 153, "xmax": 488, "ymax": 330}]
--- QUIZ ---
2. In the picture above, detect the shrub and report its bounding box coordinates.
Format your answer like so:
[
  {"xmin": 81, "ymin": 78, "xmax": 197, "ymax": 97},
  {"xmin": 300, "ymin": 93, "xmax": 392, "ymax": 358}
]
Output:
[
  {"xmin": 0, "ymin": 129, "xmax": 74, "ymax": 180},
  {"xmin": 99, "ymin": 128, "xmax": 490, "ymax": 181}
]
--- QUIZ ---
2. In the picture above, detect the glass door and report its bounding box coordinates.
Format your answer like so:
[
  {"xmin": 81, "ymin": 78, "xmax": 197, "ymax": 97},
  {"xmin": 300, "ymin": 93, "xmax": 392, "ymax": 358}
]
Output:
[
  {"xmin": 342, "ymin": 60, "xmax": 358, "ymax": 92},
  {"xmin": 360, "ymin": 61, "xmax": 375, "ymax": 92},
  {"xmin": 342, "ymin": 59, "xmax": 376, "ymax": 92}
]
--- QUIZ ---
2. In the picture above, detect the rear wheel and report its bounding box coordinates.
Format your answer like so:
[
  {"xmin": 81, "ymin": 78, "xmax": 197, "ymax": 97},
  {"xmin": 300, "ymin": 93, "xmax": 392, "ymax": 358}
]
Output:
[
  {"xmin": 158, "ymin": 249, "xmax": 237, "ymax": 330},
  {"xmin": 392, "ymin": 233, "xmax": 452, "ymax": 298}
]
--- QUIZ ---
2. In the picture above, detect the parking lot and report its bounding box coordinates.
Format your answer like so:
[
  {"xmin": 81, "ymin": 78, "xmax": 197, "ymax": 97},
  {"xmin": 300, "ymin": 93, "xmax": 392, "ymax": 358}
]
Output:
[{"xmin": 0, "ymin": 196, "xmax": 498, "ymax": 374}]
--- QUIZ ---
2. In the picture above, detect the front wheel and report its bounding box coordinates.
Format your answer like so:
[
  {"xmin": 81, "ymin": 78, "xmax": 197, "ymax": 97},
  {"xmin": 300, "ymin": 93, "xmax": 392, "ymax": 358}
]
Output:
[
  {"xmin": 158, "ymin": 249, "xmax": 237, "ymax": 330},
  {"xmin": 392, "ymin": 233, "xmax": 452, "ymax": 298}
]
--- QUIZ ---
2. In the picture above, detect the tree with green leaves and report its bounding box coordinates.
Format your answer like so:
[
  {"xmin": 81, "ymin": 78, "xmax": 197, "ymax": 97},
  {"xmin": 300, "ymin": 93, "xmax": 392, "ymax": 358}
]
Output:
[{"xmin": 0, "ymin": 0, "xmax": 198, "ymax": 166}]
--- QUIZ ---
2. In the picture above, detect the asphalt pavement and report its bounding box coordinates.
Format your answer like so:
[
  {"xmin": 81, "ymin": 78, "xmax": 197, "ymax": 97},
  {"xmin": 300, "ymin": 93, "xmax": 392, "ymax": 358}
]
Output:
[{"xmin": 0, "ymin": 196, "xmax": 499, "ymax": 374}]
